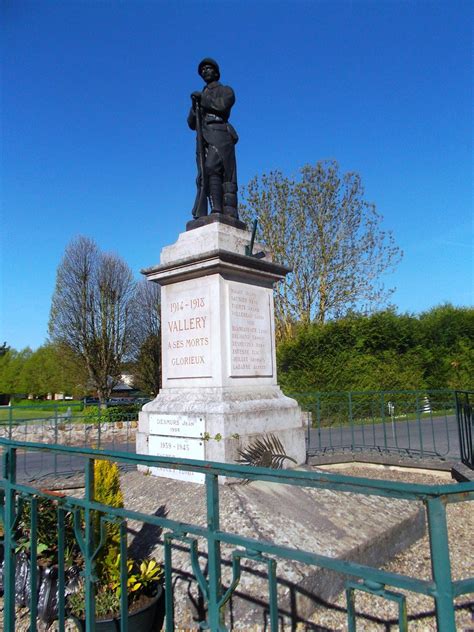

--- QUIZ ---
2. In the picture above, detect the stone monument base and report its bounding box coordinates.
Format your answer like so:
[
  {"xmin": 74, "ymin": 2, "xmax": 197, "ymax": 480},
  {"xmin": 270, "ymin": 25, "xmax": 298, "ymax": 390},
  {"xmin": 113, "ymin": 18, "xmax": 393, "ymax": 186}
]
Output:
[
  {"xmin": 123, "ymin": 467, "xmax": 426, "ymax": 628},
  {"xmin": 139, "ymin": 220, "xmax": 306, "ymax": 483},
  {"xmin": 137, "ymin": 385, "xmax": 307, "ymax": 483}
]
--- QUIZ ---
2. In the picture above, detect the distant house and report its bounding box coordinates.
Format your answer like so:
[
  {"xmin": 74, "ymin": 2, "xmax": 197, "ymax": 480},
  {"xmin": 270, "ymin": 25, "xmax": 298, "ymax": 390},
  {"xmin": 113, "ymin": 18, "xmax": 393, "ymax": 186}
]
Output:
[
  {"xmin": 110, "ymin": 374, "xmax": 139, "ymax": 400},
  {"xmin": 83, "ymin": 375, "xmax": 140, "ymax": 401}
]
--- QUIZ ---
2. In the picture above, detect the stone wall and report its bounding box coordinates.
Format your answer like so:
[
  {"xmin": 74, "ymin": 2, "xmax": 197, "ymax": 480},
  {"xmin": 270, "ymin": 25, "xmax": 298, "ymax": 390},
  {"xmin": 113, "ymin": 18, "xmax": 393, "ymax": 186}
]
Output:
[{"xmin": 0, "ymin": 420, "xmax": 137, "ymax": 446}]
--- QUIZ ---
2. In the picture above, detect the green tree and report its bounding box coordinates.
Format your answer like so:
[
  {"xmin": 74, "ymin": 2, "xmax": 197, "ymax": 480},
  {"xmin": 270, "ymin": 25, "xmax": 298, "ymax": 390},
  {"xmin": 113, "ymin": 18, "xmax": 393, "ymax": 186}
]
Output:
[
  {"xmin": 240, "ymin": 161, "xmax": 402, "ymax": 337},
  {"xmin": 0, "ymin": 347, "xmax": 33, "ymax": 395},
  {"xmin": 18, "ymin": 345, "xmax": 58, "ymax": 397},
  {"xmin": 18, "ymin": 343, "xmax": 89, "ymax": 398},
  {"xmin": 49, "ymin": 236, "xmax": 136, "ymax": 403}
]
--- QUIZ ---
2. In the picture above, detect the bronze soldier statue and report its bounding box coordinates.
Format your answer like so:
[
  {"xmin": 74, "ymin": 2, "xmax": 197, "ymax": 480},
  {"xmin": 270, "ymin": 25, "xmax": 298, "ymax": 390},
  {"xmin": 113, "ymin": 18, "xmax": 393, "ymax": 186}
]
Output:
[{"xmin": 188, "ymin": 58, "xmax": 239, "ymax": 219}]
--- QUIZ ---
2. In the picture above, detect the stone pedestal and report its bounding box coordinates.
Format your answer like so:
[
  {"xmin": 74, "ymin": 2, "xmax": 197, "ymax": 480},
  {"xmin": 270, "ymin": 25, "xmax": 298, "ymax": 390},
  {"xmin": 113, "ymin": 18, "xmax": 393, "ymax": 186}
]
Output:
[{"xmin": 137, "ymin": 219, "xmax": 306, "ymax": 482}]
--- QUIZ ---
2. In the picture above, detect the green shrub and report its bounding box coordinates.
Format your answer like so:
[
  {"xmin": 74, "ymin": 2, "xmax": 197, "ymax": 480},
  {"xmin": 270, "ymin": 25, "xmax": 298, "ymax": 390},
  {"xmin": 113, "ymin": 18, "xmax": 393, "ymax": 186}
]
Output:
[
  {"xmin": 67, "ymin": 459, "xmax": 162, "ymax": 621},
  {"xmin": 277, "ymin": 307, "xmax": 474, "ymax": 393},
  {"xmin": 82, "ymin": 404, "xmax": 139, "ymax": 425},
  {"xmin": 93, "ymin": 459, "xmax": 124, "ymax": 578},
  {"xmin": 15, "ymin": 496, "xmax": 79, "ymax": 565}
]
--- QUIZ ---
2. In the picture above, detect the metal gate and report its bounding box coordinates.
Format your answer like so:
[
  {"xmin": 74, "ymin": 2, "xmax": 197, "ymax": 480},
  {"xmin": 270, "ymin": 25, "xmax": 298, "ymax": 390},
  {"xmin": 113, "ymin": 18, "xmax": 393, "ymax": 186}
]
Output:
[{"xmin": 455, "ymin": 390, "xmax": 474, "ymax": 468}]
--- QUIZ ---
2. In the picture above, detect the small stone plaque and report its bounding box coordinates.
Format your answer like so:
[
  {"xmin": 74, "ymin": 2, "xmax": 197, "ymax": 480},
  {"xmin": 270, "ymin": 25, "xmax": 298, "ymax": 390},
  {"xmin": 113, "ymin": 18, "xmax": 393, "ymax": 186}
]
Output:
[
  {"xmin": 228, "ymin": 282, "xmax": 273, "ymax": 377},
  {"xmin": 163, "ymin": 284, "xmax": 212, "ymax": 380},
  {"xmin": 149, "ymin": 414, "xmax": 205, "ymax": 438},
  {"xmin": 148, "ymin": 435, "xmax": 205, "ymax": 483}
]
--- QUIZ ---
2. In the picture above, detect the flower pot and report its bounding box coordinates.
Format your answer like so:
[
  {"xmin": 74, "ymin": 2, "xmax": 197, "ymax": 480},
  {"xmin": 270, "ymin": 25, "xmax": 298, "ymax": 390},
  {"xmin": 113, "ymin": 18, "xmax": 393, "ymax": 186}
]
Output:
[
  {"xmin": 0, "ymin": 551, "xmax": 81, "ymax": 626},
  {"xmin": 72, "ymin": 585, "xmax": 164, "ymax": 632}
]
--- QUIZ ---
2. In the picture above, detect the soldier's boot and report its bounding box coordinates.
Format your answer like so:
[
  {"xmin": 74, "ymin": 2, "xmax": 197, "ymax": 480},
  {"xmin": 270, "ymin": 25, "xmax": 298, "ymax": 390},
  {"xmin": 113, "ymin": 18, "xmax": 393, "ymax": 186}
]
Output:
[
  {"xmin": 223, "ymin": 182, "xmax": 238, "ymax": 217},
  {"xmin": 209, "ymin": 175, "xmax": 223, "ymax": 214}
]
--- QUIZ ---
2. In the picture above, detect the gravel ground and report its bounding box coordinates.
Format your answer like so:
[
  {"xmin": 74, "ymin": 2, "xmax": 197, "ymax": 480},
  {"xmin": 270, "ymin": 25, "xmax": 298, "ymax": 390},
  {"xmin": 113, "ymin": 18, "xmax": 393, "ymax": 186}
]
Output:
[
  {"xmin": 307, "ymin": 464, "xmax": 474, "ymax": 632},
  {"xmin": 1, "ymin": 464, "xmax": 473, "ymax": 631}
]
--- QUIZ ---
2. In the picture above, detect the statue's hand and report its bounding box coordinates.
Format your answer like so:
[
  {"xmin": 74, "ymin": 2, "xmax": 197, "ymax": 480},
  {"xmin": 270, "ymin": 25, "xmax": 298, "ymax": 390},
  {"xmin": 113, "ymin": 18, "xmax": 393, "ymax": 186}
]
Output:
[{"xmin": 191, "ymin": 91, "xmax": 202, "ymax": 103}]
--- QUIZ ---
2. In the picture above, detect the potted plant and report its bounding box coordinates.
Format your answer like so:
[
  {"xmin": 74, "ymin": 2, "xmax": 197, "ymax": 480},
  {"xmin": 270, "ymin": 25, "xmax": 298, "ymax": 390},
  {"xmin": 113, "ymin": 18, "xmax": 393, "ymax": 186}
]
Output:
[
  {"xmin": 0, "ymin": 460, "xmax": 164, "ymax": 631},
  {"xmin": 0, "ymin": 491, "xmax": 82, "ymax": 626},
  {"xmin": 66, "ymin": 459, "xmax": 164, "ymax": 632},
  {"xmin": 68, "ymin": 553, "xmax": 164, "ymax": 631}
]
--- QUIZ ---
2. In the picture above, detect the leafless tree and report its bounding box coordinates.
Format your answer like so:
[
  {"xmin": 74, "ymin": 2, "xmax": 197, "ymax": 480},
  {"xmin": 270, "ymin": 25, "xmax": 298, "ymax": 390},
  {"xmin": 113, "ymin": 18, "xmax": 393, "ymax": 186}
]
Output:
[
  {"xmin": 240, "ymin": 161, "xmax": 402, "ymax": 338},
  {"xmin": 129, "ymin": 280, "xmax": 161, "ymax": 396},
  {"xmin": 49, "ymin": 236, "xmax": 135, "ymax": 402}
]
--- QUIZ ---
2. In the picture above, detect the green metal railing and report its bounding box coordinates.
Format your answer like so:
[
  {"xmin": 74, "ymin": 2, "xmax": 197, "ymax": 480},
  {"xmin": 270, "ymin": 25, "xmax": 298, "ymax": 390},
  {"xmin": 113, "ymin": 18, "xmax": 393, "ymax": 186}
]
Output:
[
  {"xmin": 1, "ymin": 390, "xmax": 460, "ymax": 478},
  {"xmin": 0, "ymin": 402, "xmax": 140, "ymax": 433},
  {"xmin": 455, "ymin": 390, "xmax": 473, "ymax": 469},
  {"xmin": 0, "ymin": 405, "xmax": 139, "ymax": 481},
  {"xmin": 1, "ymin": 439, "xmax": 473, "ymax": 631},
  {"xmin": 288, "ymin": 389, "xmax": 458, "ymax": 460}
]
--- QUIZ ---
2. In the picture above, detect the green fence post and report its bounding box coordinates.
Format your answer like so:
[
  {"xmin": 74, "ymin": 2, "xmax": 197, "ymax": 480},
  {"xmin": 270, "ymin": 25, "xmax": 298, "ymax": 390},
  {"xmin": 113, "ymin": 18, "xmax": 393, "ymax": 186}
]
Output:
[
  {"xmin": 120, "ymin": 521, "xmax": 129, "ymax": 632},
  {"xmin": 416, "ymin": 392, "xmax": 425, "ymax": 458},
  {"xmin": 346, "ymin": 586, "xmax": 356, "ymax": 632},
  {"xmin": 98, "ymin": 403, "xmax": 102, "ymax": 449},
  {"xmin": 29, "ymin": 496, "xmax": 39, "ymax": 629},
  {"xmin": 57, "ymin": 506, "xmax": 66, "ymax": 631},
  {"xmin": 164, "ymin": 534, "xmax": 175, "ymax": 632},
  {"xmin": 3, "ymin": 445, "xmax": 17, "ymax": 632},
  {"xmin": 54, "ymin": 405, "xmax": 59, "ymax": 475},
  {"xmin": 348, "ymin": 391, "xmax": 355, "ymax": 451},
  {"xmin": 8, "ymin": 404, "xmax": 13, "ymax": 439},
  {"xmin": 206, "ymin": 472, "xmax": 224, "ymax": 630},
  {"xmin": 84, "ymin": 457, "xmax": 96, "ymax": 631},
  {"xmin": 380, "ymin": 391, "xmax": 388, "ymax": 451},
  {"xmin": 316, "ymin": 393, "xmax": 321, "ymax": 449},
  {"xmin": 425, "ymin": 496, "xmax": 456, "ymax": 631}
]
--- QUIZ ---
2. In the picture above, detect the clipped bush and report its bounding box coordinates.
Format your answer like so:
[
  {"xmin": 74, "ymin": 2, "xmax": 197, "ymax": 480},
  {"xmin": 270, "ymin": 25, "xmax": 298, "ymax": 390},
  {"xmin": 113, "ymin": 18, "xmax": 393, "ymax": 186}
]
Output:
[
  {"xmin": 82, "ymin": 404, "xmax": 139, "ymax": 425},
  {"xmin": 277, "ymin": 306, "xmax": 474, "ymax": 394}
]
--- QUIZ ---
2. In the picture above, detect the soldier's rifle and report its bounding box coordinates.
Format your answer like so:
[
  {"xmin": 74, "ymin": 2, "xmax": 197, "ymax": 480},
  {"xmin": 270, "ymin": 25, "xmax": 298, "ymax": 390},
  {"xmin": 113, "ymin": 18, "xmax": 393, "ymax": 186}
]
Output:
[{"xmin": 193, "ymin": 97, "xmax": 208, "ymax": 218}]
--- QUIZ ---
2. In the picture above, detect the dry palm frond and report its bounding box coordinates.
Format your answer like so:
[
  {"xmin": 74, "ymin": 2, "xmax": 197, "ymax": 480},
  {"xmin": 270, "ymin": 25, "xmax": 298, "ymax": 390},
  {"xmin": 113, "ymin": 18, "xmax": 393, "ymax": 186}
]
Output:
[{"xmin": 237, "ymin": 434, "xmax": 297, "ymax": 473}]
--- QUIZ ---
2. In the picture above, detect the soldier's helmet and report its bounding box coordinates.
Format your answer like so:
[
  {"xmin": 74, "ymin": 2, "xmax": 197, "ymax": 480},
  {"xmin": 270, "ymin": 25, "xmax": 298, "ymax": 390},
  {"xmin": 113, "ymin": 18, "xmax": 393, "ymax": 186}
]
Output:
[{"xmin": 198, "ymin": 58, "xmax": 220, "ymax": 80}]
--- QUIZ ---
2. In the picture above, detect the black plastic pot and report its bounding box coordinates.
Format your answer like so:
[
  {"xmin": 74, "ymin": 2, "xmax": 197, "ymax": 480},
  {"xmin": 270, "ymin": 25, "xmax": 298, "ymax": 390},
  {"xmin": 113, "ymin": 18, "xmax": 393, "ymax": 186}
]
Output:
[
  {"xmin": 0, "ymin": 552, "xmax": 81, "ymax": 626},
  {"xmin": 72, "ymin": 585, "xmax": 165, "ymax": 632}
]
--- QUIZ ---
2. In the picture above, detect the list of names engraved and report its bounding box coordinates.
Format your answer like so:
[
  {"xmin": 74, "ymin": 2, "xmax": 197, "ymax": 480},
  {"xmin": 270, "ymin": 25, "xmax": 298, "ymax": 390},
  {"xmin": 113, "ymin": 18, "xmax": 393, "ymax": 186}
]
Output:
[
  {"xmin": 164, "ymin": 284, "xmax": 211, "ymax": 379},
  {"xmin": 229, "ymin": 282, "xmax": 273, "ymax": 377}
]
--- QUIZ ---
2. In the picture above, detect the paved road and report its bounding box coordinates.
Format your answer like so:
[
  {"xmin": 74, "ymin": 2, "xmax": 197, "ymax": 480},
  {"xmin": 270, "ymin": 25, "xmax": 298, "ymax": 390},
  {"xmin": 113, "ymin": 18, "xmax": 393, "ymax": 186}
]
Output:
[
  {"xmin": 0, "ymin": 441, "xmax": 136, "ymax": 483},
  {"xmin": 307, "ymin": 414, "xmax": 460, "ymax": 460},
  {"xmin": 0, "ymin": 415, "xmax": 461, "ymax": 482}
]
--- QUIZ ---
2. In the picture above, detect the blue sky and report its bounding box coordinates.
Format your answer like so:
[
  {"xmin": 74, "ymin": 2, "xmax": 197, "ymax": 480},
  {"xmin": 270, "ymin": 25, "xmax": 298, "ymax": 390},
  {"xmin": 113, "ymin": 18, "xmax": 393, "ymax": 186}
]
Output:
[{"xmin": 2, "ymin": 0, "xmax": 472, "ymax": 350}]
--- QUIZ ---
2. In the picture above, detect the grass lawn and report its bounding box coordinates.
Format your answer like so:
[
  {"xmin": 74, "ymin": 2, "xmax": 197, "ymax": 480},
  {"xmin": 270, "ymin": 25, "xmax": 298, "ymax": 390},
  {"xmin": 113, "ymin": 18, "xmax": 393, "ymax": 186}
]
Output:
[
  {"xmin": 311, "ymin": 408, "xmax": 456, "ymax": 428},
  {"xmin": 0, "ymin": 404, "xmax": 84, "ymax": 424}
]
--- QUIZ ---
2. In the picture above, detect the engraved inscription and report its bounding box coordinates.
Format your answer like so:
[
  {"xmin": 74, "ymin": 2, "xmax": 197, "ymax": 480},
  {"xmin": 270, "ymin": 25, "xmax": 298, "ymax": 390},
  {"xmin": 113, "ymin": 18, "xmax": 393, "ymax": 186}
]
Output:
[
  {"xmin": 229, "ymin": 283, "xmax": 273, "ymax": 377},
  {"xmin": 148, "ymin": 435, "xmax": 205, "ymax": 483},
  {"xmin": 164, "ymin": 285, "xmax": 211, "ymax": 379},
  {"xmin": 149, "ymin": 414, "xmax": 205, "ymax": 438}
]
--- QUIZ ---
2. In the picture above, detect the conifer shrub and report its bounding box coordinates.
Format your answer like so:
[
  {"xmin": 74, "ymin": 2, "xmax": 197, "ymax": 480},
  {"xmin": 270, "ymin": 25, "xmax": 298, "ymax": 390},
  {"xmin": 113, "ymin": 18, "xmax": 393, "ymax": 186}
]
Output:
[
  {"xmin": 67, "ymin": 459, "xmax": 162, "ymax": 621},
  {"xmin": 93, "ymin": 459, "xmax": 124, "ymax": 578}
]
